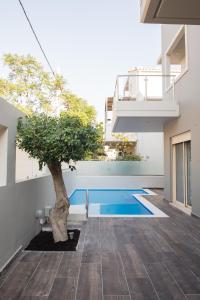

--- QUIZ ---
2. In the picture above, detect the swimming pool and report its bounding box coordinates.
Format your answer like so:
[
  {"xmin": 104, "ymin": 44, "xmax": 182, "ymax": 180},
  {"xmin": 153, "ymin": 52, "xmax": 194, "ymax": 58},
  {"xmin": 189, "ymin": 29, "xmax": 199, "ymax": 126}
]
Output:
[{"xmin": 69, "ymin": 189, "xmax": 153, "ymax": 216}]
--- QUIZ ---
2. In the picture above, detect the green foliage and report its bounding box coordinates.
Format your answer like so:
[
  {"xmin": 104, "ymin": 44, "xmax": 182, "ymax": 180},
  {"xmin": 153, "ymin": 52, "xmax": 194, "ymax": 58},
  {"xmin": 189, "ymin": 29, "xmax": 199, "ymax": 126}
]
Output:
[
  {"xmin": 0, "ymin": 54, "xmax": 65, "ymax": 114},
  {"xmin": 1, "ymin": 54, "xmax": 104, "ymax": 165},
  {"xmin": 84, "ymin": 122, "xmax": 105, "ymax": 160},
  {"xmin": 112, "ymin": 133, "xmax": 129, "ymax": 143},
  {"xmin": 16, "ymin": 114, "xmax": 102, "ymax": 169},
  {"xmin": 109, "ymin": 133, "xmax": 136, "ymax": 159},
  {"xmin": 0, "ymin": 54, "xmax": 97, "ymax": 123},
  {"xmin": 61, "ymin": 93, "xmax": 96, "ymax": 125},
  {"xmin": 105, "ymin": 133, "xmax": 142, "ymax": 161}
]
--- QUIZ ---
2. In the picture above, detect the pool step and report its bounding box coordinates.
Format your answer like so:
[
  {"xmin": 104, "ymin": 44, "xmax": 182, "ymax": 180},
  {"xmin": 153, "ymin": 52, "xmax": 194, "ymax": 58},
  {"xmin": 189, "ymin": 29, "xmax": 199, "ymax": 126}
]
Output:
[
  {"xmin": 41, "ymin": 223, "xmax": 84, "ymax": 232},
  {"xmin": 68, "ymin": 205, "xmax": 87, "ymax": 222},
  {"xmin": 42, "ymin": 224, "xmax": 52, "ymax": 232}
]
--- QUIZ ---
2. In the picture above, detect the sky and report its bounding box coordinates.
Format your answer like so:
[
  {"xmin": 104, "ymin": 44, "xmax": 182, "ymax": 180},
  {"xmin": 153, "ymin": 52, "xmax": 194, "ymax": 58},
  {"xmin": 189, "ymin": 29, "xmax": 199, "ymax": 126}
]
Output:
[{"xmin": 0, "ymin": 0, "xmax": 161, "ymax": 121}]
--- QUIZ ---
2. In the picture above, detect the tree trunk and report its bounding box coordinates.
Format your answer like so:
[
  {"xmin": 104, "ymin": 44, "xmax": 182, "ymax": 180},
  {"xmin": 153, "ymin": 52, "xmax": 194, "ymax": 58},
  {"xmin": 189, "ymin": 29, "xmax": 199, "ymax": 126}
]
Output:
[{"xmin": 48, "ymin": 162, "xmax": 70, "ymax": 243}]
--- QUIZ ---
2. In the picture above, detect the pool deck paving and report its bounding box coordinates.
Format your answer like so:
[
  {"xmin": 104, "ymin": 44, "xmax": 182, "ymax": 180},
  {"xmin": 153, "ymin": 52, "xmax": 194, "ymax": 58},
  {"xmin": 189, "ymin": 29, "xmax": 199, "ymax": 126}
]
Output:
[{"xmin": 0, "ymin": 191, "xmax": 200, "ymax": 300}]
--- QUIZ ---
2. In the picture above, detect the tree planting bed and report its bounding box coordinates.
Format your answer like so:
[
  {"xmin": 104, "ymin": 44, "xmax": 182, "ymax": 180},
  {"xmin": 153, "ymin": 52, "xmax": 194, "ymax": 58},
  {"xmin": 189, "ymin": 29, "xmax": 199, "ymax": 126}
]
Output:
[{"xmin": 25, "ymin": 229, "xmax": 80, "ymax": 251}]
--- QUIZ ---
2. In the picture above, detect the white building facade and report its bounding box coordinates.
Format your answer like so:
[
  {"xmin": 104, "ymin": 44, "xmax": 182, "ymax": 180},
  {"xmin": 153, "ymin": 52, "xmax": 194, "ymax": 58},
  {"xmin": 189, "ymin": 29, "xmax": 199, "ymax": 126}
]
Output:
[
  {"xmin": 105, "ymin": 68, "xmax": 164, "ymax": 166},
  {"xmin": 160, "ymin": 24, "xmax": 200, "ymax": 216},
  {"xmin": 110, "ymin": 27, "xmax": 200, "ymax": 217},
  {"xmin": 139, "ymin": 1, "xmax": 200, "ymax": 217}
]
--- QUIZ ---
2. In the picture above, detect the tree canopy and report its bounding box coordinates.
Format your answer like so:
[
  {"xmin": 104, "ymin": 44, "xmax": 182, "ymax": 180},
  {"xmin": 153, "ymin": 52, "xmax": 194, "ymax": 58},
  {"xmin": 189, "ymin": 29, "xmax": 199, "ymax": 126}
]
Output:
[
  {"xmin": 0, "ymin": 54, "xmax": 96, "ymax": 124},
  {"xmin": 16, "ymin": 114, "xmax": 102, "ymax": 170},
  {"xmin": 61, "ymin": 92, "xmax": 96, "ymax": 125},
  {"xmin": 0, "ymin": 54, "xmax": 65, "ymax": 114}
]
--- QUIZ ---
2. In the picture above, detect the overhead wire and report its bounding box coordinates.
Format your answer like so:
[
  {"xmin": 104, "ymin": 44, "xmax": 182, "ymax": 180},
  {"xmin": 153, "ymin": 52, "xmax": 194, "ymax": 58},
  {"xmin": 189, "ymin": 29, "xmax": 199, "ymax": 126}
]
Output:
[{"xmin": 18, "ymin": 0, "xmax": 57, "ymax": 79}]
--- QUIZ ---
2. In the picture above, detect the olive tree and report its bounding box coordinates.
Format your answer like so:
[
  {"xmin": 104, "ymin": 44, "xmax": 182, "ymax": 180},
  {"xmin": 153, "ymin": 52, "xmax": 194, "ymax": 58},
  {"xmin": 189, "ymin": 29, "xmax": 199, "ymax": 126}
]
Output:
[{"xmin": 16, "ymin": 114, "xmax": 101, "ymax": 242}]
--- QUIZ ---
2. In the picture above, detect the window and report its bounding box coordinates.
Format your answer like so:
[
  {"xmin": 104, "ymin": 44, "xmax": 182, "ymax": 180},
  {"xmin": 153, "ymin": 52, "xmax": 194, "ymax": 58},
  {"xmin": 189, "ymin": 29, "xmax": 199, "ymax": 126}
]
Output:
[{"xmin": 0, "ymin": 125, "xmax": 8, "ymax": 186}]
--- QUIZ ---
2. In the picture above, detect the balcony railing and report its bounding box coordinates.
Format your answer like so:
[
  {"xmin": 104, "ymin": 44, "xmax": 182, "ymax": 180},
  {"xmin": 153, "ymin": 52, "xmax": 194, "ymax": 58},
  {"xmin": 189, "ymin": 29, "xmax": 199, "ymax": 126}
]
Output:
[{"xmin": 113, "ymin": 74, "xmax": 176, "ymax": 105}]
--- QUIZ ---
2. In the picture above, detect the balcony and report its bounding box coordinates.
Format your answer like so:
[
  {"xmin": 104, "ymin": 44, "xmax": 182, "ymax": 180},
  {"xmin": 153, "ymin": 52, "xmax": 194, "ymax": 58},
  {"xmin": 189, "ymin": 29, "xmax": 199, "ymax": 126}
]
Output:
[
  {"xmin": 140, "ymin": 0, "xmax": 200, "ymax": 25},
  {"xmin": 112, "ymin": 74, "xmax": 180, "ymax": 132}
]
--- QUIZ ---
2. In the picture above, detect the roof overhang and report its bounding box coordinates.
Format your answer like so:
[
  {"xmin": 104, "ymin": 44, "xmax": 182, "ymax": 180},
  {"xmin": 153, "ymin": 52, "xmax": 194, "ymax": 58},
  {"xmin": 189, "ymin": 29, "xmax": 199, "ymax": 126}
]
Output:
[{"xmin": 140, "ymin": 0, "xmax": 200, "ymax": 25}]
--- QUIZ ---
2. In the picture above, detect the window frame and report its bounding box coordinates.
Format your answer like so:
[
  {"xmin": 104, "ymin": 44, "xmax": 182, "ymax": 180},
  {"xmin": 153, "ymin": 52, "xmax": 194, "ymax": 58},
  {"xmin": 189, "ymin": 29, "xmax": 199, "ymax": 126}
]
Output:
[{"xmin": 165, "ymin": 25, "xmax": 189, "ymax": 92}]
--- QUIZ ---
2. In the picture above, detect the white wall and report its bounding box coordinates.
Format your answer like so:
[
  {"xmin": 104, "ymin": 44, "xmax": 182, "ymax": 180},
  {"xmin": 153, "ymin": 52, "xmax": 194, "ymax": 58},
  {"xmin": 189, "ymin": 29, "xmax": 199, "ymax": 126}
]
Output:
[
  {"xmin": 16, "ymin": 148, "xmax": 49, "ymax": 182},
  {"xmin": 105, "ymin": 120, "xmax": 137, "ymax": 142},
  {"xmin": 161, "ymin": 25, "xmax": 200, "ymax": 217},
  {"xmin": 137, "ymin": 132, "xmax": 164, "ymax": 165},
  {"xmin": 64, "ymin": 174, "xmax": 164, "ymax": 196},
  {"xmin": 0, "ymin": 175, "xmax": 56, "ymax": 271},
  {"xmin": 0, "ymin": 98, "xmax": 56, "ymax": 271}
]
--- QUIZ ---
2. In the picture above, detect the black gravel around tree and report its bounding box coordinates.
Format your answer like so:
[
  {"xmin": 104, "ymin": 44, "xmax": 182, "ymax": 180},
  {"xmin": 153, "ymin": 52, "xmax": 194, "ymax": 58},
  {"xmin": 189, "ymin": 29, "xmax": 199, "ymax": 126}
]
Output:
[{"xmin": 25, "ymin": 229, "xmax": 80, "ymax": 251}]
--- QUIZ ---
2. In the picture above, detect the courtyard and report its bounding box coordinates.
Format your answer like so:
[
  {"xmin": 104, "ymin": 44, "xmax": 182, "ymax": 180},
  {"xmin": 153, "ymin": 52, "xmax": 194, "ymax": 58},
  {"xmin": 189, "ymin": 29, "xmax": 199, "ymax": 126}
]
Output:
[{"xmin": 1, "ymin": 191, "xmax": 200, "ymax": 300}]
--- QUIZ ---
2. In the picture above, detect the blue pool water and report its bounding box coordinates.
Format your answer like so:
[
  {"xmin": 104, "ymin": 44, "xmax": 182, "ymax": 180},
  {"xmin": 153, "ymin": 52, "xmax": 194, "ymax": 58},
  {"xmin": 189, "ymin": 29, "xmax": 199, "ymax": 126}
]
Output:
[{"xmin": 69, "ymin": 189, "xmax": 153, "ymax": 216}]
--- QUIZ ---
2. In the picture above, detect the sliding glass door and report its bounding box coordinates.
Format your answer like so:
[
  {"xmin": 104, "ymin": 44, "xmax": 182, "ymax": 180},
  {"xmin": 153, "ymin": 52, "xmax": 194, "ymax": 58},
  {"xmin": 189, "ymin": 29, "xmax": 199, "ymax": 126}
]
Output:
[
  {"xmin": 185, "ymin": 141, "xmax": 192, "ymax": 207},
  {"xmin": 175, "ymin": 142, "xmax": 185, "ymax": 205},
  {"xmin": 172, "ymin": 133, "xmax": 192, "ymax": 209}
]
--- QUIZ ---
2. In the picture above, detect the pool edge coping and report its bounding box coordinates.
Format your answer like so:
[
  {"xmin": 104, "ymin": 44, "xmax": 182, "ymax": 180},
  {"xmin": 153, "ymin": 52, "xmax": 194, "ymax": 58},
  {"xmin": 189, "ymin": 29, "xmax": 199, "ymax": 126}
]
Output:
[{"xmin": 69, "ymin": 188, "xmax": 169, "ymax": 218}]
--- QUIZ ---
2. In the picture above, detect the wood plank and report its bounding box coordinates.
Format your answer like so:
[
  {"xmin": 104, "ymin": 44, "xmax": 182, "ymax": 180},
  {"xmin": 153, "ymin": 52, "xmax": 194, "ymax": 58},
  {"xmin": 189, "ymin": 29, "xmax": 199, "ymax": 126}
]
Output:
[
  {"xmin": 20, "ymin": 252, "xmax": 43, "ymax": 263},
  {"xmin": 84, "ymin": 218, "xmax": 100, "ymax": 251},
  {"xmin": 145, "ymin": 262, "xmax": 187, "ymax": 300},
  {"xmin": 129, "ymin": 231, "xmax": 159, "ymax": 264},
  {"xmin": 84, "ymin": 233, "xmax": 100, "ymax": 251},
  {"xmin": 119, "ymin": 245, "xmax": 158, "ymax": 299},
  {"xmin": 76, "ymin": 263, "xmax": 102, "ymax": 300},
  {"xmin": 104, "ymin": 296, "xmax": 131, "ymax": 300},
  {"xmin": 102, "ymin": 251, "xmax": 129, "ymax": 296},
  {"xmin": 22, "ymin": 269, "xmax": 55, "ymax": 297},
  {"xmin": 37, "ymin": 252, "xmax": 63, "ymax": 272},
  {"xmin": 0, "ymin": 262, "xmax": 37, "ymax": 300},
  {"xmin": 57, "ymin": 252, "xmax": 81, "ymax": 281},
  {"xmin": 113, "ymin": 224, "xmax": 133, "ymax": 246},
  {"xmin": 119, "ymin": 244, "xmax": 146, "ymax": 279},
  {"xmin": 155, "ymin": 228, "xmax": 200, "ymax": 279},
  {"xmin": 76, "ymin": 224, "xmax": 86, "ymax": 252},
  {"xmin": 100, "ymin": 219, "xmax": 117, "ymax": 252},
  {"xmin": 164, "ymin": 260, "xmax": 200, "ymax": 294},
  {"xmin": 81, "ymin": 250, "xmax": 100, "ymax": 264},
  {"xmin": 129, "ymin": 278, "xmax": 159, "ymax": 300},
  {"xmin": 0, "ymin": 251, "xmax": 24, "ymax": 289},
  {"xmin": 20, "ymin": 297, "xmax": 48, "ymax": 300},
  {"xmin": 48, "ymin": 277, "xmax": 76, "ymax": 300}
]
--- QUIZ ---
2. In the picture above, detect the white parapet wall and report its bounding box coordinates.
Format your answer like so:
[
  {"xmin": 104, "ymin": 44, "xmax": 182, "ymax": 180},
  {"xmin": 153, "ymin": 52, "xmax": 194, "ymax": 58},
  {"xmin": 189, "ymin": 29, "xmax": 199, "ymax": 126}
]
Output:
[
  {"xmin": 62, "ymin": 160, "xmax": 164, "ymax": 195},
  {"xmin": 64, "ymin": 174, "xmax": 164, "ymax": 193},
  {"xmin": 0, "ymin": 98, "xmax": 56, "ymax": 272},
  {"xmin": 0, "ymin": 175, "xmax": 56, "ymax": 272}
]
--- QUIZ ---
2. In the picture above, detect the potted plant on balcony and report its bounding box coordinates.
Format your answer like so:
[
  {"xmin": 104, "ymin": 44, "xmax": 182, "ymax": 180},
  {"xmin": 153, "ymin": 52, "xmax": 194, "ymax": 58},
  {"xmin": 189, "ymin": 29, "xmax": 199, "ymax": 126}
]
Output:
[{"xmin": 16, "ymin": 114, "xmax": 101, "ymax": 243}]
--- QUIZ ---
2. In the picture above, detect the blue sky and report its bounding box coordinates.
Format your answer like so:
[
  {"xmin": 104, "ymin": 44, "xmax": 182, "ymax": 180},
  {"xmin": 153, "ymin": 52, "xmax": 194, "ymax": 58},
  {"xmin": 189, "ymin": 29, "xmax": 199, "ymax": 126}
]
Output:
[{"xmin": 0, "ymin": 0, "xmax": 161, "ymax": 121}]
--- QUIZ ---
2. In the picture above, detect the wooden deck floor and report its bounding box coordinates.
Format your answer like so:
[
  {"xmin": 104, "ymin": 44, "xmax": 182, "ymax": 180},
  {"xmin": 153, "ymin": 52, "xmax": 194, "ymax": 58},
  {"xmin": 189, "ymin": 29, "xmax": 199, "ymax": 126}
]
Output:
[{"xmin": 0, "ymin": 193, "xmax": 200, "ymax": 300}]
